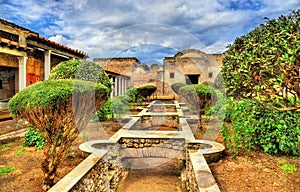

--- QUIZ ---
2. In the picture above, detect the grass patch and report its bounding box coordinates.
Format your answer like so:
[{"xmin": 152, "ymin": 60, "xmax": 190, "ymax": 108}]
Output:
[
  {"xmin": 0, "ymin": 166, "xmax": 15, "ymax": 176},
  {"xmin": 0, "ymin": 138, "xmax": 24, "ymax": 150},
  {"xmin": 15, "ymin": 146, "xmax": 24, "ymax": 155},
  {"xmin": 0, "ymin": 142, "xmax": 14, "ymax": 150},
  {"xmin": 280, "ymin": 163, "xmax": 297, "ymax": 175}
]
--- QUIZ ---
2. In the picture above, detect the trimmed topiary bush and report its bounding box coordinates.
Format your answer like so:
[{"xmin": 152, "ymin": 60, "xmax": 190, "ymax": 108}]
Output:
[
  {"xmin": 49, "ymin": 59, "xmax": 112, "ymax": 91},
  {"xmin": 8, "ymin": 79, "xmax": 109, "ymax": 190},
  {"xmin": 180, "ymin": 83, "xmax": 215, "ymax": 130},
  {"xmin": 137, "ymin": 85, "xmax": 157, "ymax": 102}
]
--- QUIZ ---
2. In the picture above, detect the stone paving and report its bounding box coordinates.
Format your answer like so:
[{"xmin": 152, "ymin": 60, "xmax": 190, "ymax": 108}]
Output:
[{"xmin": 78, "ymin": 100, "xmax": 224, "ymax": 192}]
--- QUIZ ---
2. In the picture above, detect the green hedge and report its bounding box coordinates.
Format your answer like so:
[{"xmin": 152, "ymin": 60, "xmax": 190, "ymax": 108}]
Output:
[
  {"xmin": 8, "ymin": 79, "xmax": 109, "ymax": 114},
  {"xmin": 49, "ymin": 59, "xmax": 112, "ymax": 91},
  {"xmin": 222, "ymin": 99, "xmax": 300, "ymax": 156}
]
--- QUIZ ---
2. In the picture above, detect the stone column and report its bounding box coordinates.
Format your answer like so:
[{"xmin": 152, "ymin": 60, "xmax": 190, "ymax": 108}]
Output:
[
  {"xmin": 118, "ymin": 76, "xmax": 122, "ymax": 96},
  {"xmin": 124, "ymin": 78, "xmax": 127, "ymax": 94},
  {"xmin": 115, "ymin": 76, "xmax": 119, "ymax": 96},
  {"xmin": 18, "ymin": 56, "xmax": 27, "ymax": 91},
  {"xmin": 110, "ymin": 76, "xmax": 114, "ymax": 98},
  {"xmin": 44, "ymin": 50, "xmax": 51, "ymax": 80},
  {"xmin": 120, "ymin": 77, "xmax": 124, "ymax": 95}
]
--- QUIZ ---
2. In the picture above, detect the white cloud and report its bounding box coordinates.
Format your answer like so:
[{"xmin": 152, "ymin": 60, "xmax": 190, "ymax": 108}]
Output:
[{"xmin": 1, "ymin": 0, "xmax": 300, "ymax": 63}]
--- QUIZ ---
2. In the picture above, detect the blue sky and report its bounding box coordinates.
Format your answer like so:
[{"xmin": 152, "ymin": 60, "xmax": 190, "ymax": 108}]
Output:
[{"xmin": 1, "ymin": 0, "xmax": 299, "ymax": 65}]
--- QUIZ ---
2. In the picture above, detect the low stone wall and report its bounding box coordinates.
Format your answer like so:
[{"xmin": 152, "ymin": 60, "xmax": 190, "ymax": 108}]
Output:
[
  {"xmin": 131, "ymin": 115, "xmax": 179, "ymax": 130},
  {"xmin": 48, "ymin": 152, "xmax": 124, "ymax": 192},
  {"xmin": 185, "ymin": 151, "xmax": 221, "ymax": 192},
  {"xmin": 119, "ymin": 138, "xmax": 186, "ymax": 160}
]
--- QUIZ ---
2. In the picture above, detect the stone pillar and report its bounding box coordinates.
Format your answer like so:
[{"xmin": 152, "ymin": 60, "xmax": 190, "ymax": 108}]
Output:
[
  {"xmin": 124, "ymin": 78, "xmax": 127, "ymax": 94},
  {"xmin": 122, "ymin": 77, "xmax": 126, "ymax": 95},
  {"xmin": 110, "ymin": 77, "xmax": 114, "ymax": 98},
  {"xmin": 120, "ymin": 77, "xmax": 124, "ymax": 95},
  {"xmin": 119, "ymin": 77, "xmax": 122, "ymax": 96},
  {"xmin": 115, "ymin": 76, "xmax": 118, "ymax": 97},
  {"xmin": 18, "ymin": 56, "xmax": 27, "ymax": 91},
  {"xmin": 44, "ymin": 50, "xmax": 51, "ymax": 80}
]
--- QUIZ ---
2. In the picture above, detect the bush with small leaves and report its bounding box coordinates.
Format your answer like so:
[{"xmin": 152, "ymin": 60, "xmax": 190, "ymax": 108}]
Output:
[
  {"xmin": 8, "ymin": 79, "xmax": 109, "ymax": 190},
  {"xmin": 136, "ymin": 85, "xmax": 157, "ymax": 102},
  {"xmin": 222, "ymin": 10, "xmax": 300, "ymax": 111}
]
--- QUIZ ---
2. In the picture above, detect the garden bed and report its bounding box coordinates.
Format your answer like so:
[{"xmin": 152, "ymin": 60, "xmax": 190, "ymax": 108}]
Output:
[{"xmin": 0, "ymin": 120, "xmax": 299, "ymax": 192}]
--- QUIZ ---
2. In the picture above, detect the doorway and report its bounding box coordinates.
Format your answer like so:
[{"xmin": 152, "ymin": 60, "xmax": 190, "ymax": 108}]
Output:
[{"xmin": 186, "ymin": 74, "xmax": 199, "ymax": 84}]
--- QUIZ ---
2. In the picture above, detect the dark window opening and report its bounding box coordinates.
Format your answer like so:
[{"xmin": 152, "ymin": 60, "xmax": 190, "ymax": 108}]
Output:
[
  {"xmin": 208, "ymin": 72, "xmax": 213, "ymax": 78},
  {"xmin": 170, "ymin": 72, "xmax": 174, "ymax": 78},
  {"xmin": 0, "ymin": 80, "xmax": 2, "ymax": 89},
  {"xmin": 186, "ymin": 74, "xmax": 199, "ymax": 85}
]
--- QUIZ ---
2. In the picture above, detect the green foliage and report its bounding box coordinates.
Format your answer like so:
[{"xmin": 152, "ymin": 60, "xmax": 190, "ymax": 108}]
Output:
[
  {"xmin": 125, "ymin": 87, "xmax": 142, "ymax": 103},
  {"xmin": 213, "ymin": 72, "xmax": 225, "ymax": 91},
  {"xmin": 49, "ymin": 59, "xmax": 112, "ymax": 91},
  {"xmin": 279, "ymin": 159, "xmax": 298, "ymax": 175},
  {"xmin": 111, "ymin": 96, "xmax": 129, "ymax": 118},
  {"xmin": 222, "ymin": 10, "xmax": 300, "ymax": 111},
  {"xmin": 171, "ymin": 82, "xmax": 186, "ymax": 94},
  {"xmin": 8, "ymin": 79, "xmax": 109, "ymax": 115},
  {"xmin": 136, "ymin": 85, "xmax": 157, "ymax": 101},
  {"xmin": 222, "ymin": 99, "xmax": 300, "ymax": 156},
  {"xmin": 24, "ymin": 126, "xmax": 46, "ymax": 150},
  {"xmin": 0, "ymin": 166, "xmax": 15, "ymax": 176},
  {"xmin": 95, "ymin": 99, "xmax": 113, "ymax": 121},
  {"xmin": 205, "ymin": 91, "xmax": 233, "ymax": 121}
]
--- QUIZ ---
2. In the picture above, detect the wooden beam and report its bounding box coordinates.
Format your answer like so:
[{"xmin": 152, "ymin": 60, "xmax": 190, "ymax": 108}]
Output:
[
  {"xmin": 0, "ymin": 45, "xmax": 27, "ymax": 57},
  {"xmin": 27, "ymin": 40, "xmax": 85, "ymax": 59}
]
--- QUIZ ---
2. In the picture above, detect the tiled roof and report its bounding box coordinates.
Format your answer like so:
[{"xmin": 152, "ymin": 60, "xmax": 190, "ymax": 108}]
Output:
[{"xmin": 0, "ymin": 19, "xmax": 88, "ymax": 57}]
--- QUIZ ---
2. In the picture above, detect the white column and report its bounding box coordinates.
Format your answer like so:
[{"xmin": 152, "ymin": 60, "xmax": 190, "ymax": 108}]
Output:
[
  {"xmin": 122, "ymin": 77, "xmax": 126, "ymax": 95},
  {"xmin": 18, "ymin": 56, "xmax": 27, "ymax": 91},
  {"xmin": 118, "ymin": 77, "xmax": 122, "ymax": 96},
  {"xmin": 120, "ymin": 77, "xmax": 124, "ymax": 95},
  {"xmin": 115, "ymin": 77, "xmax": 118, "ymax": 96},
  {"xmin": 110, "ymin": 77, "xmax": 114, "ymax": 98},
  {"xmin": 44, "ymin": 50, "xmax": 51, "ymax": 80}
]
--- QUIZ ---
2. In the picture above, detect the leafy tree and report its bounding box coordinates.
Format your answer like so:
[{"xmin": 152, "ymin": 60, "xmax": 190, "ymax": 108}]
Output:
[
  {"xmin": 180, "ymin": 83, "xmax": 215, "ymax": 130},
  {"xmin": 8, "ymin": 79, "xmax": 109, "ymax": 190},
  {"xmin": 222, "ymin": 10, "xmax": 300, "ymax": 111},
  {"xmin": 136, "ymin": 85, "xmax": 157, "ymax": 102}
]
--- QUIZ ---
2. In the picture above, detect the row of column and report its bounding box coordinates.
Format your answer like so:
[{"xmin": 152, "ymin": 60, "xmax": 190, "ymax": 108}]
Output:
[
  {"xmin": 18, "ymin": 50, "xmax": 52, "ymax": 91},
  {"xmin": 110, "ymin": 76, "xmax": 128, "ymax": 98}
]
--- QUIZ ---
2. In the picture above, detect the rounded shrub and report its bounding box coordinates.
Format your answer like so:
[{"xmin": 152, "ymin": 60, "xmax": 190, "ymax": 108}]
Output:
[
  {"xmin": 136, "ymin": 85, "xmax": 157, "ymax": 101},
  {"xmin": 49, "ymin": 59, "xmax": 112, "ymax": 91}
]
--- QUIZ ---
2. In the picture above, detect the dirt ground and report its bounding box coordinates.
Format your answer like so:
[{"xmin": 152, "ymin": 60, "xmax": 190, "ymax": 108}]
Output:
[
  {"xmin": 210, "ymin": 151, "xmax": 300, "ymax": 192},
  {"xmin": 117, "ymin": 158, "xmax": 183, "ymax": 192},
  {"xmin": 1, "ymin": 119, "xmax": 300, "ymax": 192},
  {"xmin": 0, "ymin": 120, "xmax": 122, "ymax": 192}
]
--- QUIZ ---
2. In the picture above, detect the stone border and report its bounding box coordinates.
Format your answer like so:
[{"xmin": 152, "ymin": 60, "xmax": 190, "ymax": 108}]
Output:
[
  {"xmin": 187, "ymin": 151, "xmax": 221, "ymax": 192},
  {"xmin": 48, "ymin": 151, "xmax": 107, "ymax": 192},
  {"xmin": 51, "ymin": 100, "xmax": 225, "ymax": 191}
]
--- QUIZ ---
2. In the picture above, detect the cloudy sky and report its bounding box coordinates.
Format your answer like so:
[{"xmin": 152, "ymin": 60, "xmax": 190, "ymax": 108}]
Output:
[{"xmin": 1, "ymin": 0, "xmax": 299, "ymax": 64}]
